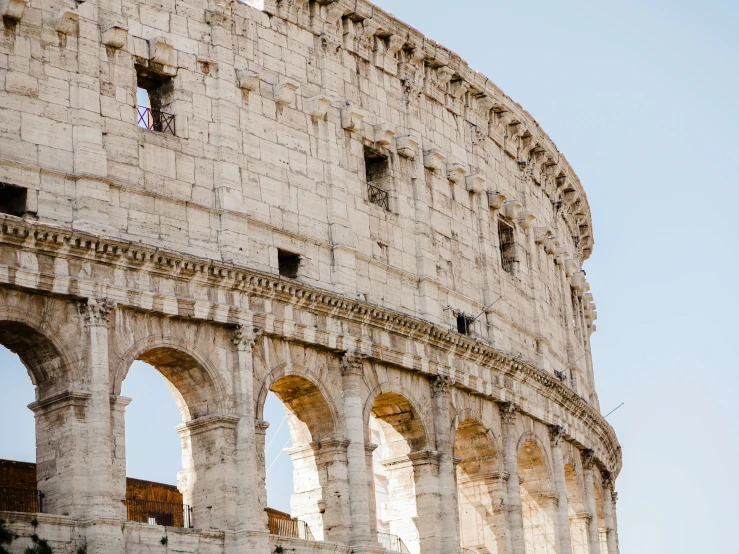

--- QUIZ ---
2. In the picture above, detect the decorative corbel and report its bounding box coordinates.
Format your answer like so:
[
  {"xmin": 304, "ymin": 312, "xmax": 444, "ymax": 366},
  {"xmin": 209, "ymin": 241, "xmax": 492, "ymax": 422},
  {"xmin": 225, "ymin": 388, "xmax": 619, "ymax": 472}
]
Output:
[
  {"xmin": 446, "ymin": 163, "xmax": 468, "ymax": 184},
  {"xmin": 508, "ymin": 122, "xmax": 526, "ymax": 142},
  {"xmin": 274, "ymin": 79, "xmax": 299, "ymax": 106},
  {"xmin": 544, "ymin": 236, "xmax": 560, "ymax": 255},
  {"xmin": 387, "ymin": 35, "xmax": 405, "ymax": 57},
  {"xmin": 487, "ymin": 191, "xmax": 507, "ymax": 211},
  {"xmin": 101, "ymin": 22, "xmax": 128, "ymax": 49},
  {"xmin": 570, "ymin": 271, "xmax": 586, "ymax": 290},
  {"xmin": 564, "ymin": 259, "xmax": 578, "ymax": 278},
  {"xmin": 396, "ymin": 136, "xmax": 420, "ymax": 159},
  {"xmin": 360, "ymin": 18, "xmax": 379, "ymax": 43},
  {"xmin": 518, "ymin": 208, "xmax": 536, "ymax": 230},
  {"xmin": 236, "ymin": 69, "xmax": 260, "ymax": 92},
  {"xmin": 465, "ymin": 173, "xmax": 487, "ymax": 194},
  {"xmin": 55, "ymin": 8, "xmax": 79, "ymax": 35},
  {"xmin": 450, "ymin": 80, "xmax": 469, "ymax": 100},
  {"xmin": 149, "ymin": 36, "xmax": 173, "ymax": 65},
  {"xmin": 373, "ymin": 122, "xmax": 395, "ymax": 146},
  {"xmin": 423, "ymin": 149, "xmax": 446, "ymax": 172},
  {"xmin": 503, "ymin": 199, "xmax": 522, "ymax": 220},
  {"xmin": 0, "ymin": 0, "xmax": 27, "ymax": 21},
  {"xmin": 305, "ymin": 94, "xmax": 332, "ymax": 118},
  {"xmin": 534, "ymin": 227, "xmax": 552, "ymax": 245},
  {"xmin": 341, "ymin": 103, "xmax": 364, "ymax": 131},
  {"xmin": 436, "ymin": 66, "xmax": 455, "ymax": 87},
  {"xmin": 477, "ymin": 94, "xmax": 495, "ymax": 114}
]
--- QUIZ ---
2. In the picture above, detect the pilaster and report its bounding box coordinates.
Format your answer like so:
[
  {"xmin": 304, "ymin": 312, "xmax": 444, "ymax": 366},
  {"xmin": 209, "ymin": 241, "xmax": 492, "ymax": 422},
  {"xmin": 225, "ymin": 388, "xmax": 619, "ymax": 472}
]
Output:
[
  {"xmin": 432, "ymin": 374, "xmax": 460, "ymax": 554},
  {"xmin": 499, "ymin": 402, "xmax": 525, "ymax": 554},
  {"xmin": 340, "ymin": 351, "xmax": 375, "ymax": 546},
  {"xmin": 549, "ymin": 425, "xmax": 574, "ymax": 554},
  {"xmin": 580, "ymin": 449, "xmax": 602, "ymax": 554},
  {"xmin": 601, "ymin": 473, "xmax": 620, "ymax": 554}
]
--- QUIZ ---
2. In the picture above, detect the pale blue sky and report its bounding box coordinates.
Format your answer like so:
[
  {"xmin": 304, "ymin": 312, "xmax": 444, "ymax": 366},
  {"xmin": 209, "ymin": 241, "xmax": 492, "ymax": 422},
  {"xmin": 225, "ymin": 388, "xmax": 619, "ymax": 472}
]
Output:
[{"xmin": 1, "ymin": 1, "xmax": 737, "ymax": 552}]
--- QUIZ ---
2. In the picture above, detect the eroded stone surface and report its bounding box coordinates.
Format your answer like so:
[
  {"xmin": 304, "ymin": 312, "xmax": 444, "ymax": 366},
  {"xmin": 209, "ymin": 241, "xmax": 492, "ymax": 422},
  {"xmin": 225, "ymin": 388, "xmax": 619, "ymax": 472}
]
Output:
[{"xmin": 0, "ymin": 0, "xmax": 619, "ymax": 553}]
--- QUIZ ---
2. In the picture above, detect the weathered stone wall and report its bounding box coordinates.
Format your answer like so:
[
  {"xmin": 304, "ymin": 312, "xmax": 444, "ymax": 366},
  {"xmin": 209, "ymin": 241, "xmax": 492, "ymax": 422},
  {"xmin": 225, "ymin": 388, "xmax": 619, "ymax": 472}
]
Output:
[{"xmin": 0, "ymin": 0, "xmax": 619, "ymax": 553}]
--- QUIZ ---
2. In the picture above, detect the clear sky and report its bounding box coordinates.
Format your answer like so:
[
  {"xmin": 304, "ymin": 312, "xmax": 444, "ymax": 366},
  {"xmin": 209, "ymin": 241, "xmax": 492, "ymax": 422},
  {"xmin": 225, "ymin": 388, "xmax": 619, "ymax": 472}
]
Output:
[{"xmin": 1, "ymin": 1, "xmax": 737, "ymax": 552}]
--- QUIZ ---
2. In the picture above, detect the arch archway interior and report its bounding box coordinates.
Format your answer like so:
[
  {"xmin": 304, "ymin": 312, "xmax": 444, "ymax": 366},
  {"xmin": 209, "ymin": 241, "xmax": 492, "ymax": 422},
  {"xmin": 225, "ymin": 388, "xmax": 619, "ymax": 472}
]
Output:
[
  {"xmin": 518, "ymin": 440, "xmax": 557, "ymax": 554},
  {"xmin": 454, "ymin": 420, "xmax": 500, "ymax": 553}
]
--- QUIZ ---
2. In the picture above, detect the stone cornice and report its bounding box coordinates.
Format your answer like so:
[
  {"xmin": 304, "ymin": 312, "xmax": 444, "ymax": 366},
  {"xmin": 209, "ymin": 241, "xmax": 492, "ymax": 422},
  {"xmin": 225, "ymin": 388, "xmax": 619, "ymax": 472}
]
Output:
[{"xmin": 0, "ymin": 216, "xmax": 621, "ymax": 475}]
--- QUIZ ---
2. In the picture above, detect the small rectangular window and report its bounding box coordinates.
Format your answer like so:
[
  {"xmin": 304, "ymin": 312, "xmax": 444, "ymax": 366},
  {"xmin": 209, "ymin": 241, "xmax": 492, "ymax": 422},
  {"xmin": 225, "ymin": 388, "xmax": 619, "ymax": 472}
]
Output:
[
  {"xmin": 498, "ymin": 219, "xmax": 518, "ymax": 275},
  {"xmin": 365, "ymin": 148, "xmax": 390, "ymax": 211},
  {"xmin": 0, "ymin": 183, "xmax": 28, "ymax": 216},
  {"xmin": 278, "ymin": 249, "xmax": 301, "ymax": 279},
  {"xmin": 456, "ymin": 313, "xmax": 474, "ymax": 336},
  {"xmin": 136, "ymin": 71, "xmax": 175, "ymax": 135}
]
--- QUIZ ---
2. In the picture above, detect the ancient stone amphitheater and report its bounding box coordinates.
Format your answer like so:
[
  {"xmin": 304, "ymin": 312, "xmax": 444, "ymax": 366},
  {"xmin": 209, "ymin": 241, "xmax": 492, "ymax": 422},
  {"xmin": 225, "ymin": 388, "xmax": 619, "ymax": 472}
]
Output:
[{"xmin": 0, "ymin": 0, "xmax": 621, "ymax": 553}]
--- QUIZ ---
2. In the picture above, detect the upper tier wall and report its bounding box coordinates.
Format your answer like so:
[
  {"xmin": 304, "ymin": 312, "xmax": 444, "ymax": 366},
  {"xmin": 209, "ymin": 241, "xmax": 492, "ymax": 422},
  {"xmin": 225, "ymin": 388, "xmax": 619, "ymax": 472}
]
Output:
[{"xmin": 0, "ymin": 0, "xmax": 600, "ymax": 403}]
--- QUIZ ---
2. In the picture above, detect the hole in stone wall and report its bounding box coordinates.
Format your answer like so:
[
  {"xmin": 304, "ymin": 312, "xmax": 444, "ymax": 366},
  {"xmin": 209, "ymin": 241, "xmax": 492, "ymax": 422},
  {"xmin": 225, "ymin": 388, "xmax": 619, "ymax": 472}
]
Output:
[
  {"xmin": 0, "ymin": 183, "xmax": 28, "ymax": 217},
  {"xmin": 498, "ymin": 218, "xmax": 518, "ymax": 275},
  {"xmin": 278, "ymin": 250, "xmax": 301, "ymax": 279},
  {"xmin": 456, "ymin": 313, "xmax": 474, "ymax": 336},
  {"xmin": 365, "ymin": 148, "xmax": 391, "ymax": 211}
]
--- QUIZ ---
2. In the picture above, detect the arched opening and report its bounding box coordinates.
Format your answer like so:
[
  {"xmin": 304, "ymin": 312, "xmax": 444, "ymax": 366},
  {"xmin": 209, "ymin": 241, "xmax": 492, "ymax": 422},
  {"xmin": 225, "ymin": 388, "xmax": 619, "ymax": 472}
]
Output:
[
  {"xmin": 592, "ymin": 477, "xmax": 608, "ymax": 554},
  {"xmin": 370, "ymin": 392, "xmax": 428, "ymax": 554},
  {"xmin": 0, "ymin": 344, "xmax": 39, "ymax": 513},
  {"xmin": 0, "ymin": 321, "xmax": 71, "ymax": 516},
  {"xmin": 455, "ymin": 419, "xmax": 503, "ymax": 554},
  {"xmin": 263, "ymin": 375, "xmax": 338, "ymax": 542},
  {"xmin": 564, "ymin": 464, "xmax": 589, "ymax": 554},
  {"xmin": 121, "ymin": 361, "xmax": 185, "ymax": 527},
  {"xmin": 117, "ymin": 346, "xmax": 225, "ymax": 530},
  {"xmin": 518, "ymin": 440, "xmax": 557, "ymax": 554}
]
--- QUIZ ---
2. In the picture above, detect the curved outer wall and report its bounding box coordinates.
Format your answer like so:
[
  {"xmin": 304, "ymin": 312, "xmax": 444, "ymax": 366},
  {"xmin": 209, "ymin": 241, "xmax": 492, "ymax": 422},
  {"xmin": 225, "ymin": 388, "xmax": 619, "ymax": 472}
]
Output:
[{"xmin": 0, "ymin": 0, "xmax": 620, "ymax": 553}]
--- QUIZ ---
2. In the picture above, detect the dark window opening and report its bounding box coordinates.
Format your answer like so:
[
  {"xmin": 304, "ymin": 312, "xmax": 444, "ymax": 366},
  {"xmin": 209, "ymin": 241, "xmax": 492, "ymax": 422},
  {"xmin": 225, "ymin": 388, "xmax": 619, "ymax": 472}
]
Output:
[
  {"xmin": 498, "ymin": 219, "xmax": 518, "ymax": 275},
  {"xmin": 456, "ymin": 313, "xmax": 474, "ymax": 336},
  {"xmin": 0, "ymin": 183, "xmax": 28, "ymax": 217},
  {"xmin": 278, "ymin": 250, "xmax": 301, "ymax": 279},
  {"xmin": 136, "ymin": 71, "xmax": 175, "ymax": 135},
  {"xmin": 365, "ymin": 148, "xmax": 391, "ymax": 211}
]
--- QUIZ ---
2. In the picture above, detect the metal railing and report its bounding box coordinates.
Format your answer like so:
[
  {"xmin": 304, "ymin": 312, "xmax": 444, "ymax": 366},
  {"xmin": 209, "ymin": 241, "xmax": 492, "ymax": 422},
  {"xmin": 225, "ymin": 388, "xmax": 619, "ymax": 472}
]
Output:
[
  {"xmin": 266, "ymin": 510, "xmax": 312, "ymax": 540},
  {"xmin": 501, "ymin": 257, "xmax": 518, "ymax": 275},
  {"xmin": 0, "ymin": 487, "xmax": 42, "ymax": 513},
  {"xmin": 367, "ymin": 182, "xmax": 390, "ymax": 210},
  {"xmin": 137, "ymin": 106, "xmax": 176, "ymax": 135},
  {"xmin": 126, "ymin": 499, "xmax": 192, "ymax": 528},
  {"xmin": 378, "ymin": 531, "xmax": 410, "ymax": 554}
]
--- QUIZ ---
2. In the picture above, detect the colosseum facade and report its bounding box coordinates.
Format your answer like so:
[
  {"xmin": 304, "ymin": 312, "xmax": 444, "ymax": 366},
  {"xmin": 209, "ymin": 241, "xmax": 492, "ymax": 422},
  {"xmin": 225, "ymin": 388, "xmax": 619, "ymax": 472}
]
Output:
[{"xmin": 0, "ymin": 0, "xmax": 621, "ymax": 553}]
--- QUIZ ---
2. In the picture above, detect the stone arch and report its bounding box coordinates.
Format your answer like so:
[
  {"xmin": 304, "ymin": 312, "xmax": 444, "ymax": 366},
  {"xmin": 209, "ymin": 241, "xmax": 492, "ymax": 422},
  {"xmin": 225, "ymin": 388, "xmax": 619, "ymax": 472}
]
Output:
[
  {"xmin": 0, "ymin": 303, "xmax": 79, "ymax": 392},
  {"xmin": 255, "ymin": 363, "xmax": 340, "ymax": 442},
  {"xmin": 591, "ymin": 466, "xmax": 608, "ymax": 554},
  {"xmin": 363, "ymin": 381, "xmax": 431, "ymax": 453},
  {"xmin": 365, "ymin": 380, "xmax": 432, "ymax": 554},
  {"xmin": 0, "ymin": 296, "xmax": 86, "ymax": 517},
  {"xmin": 256, "ymin": 362, "xmax": 346, "ymax": 542},
  {"xmin": 518, "ymin": 435, "xmax": 558, "ymax": 554},
  {"xmin": 454, "ymin": 417, "xmax": 507, "ymax": 554},
  {"xmin": 112, "ymin": 335, "xmax": 227, "ymax": 421}
]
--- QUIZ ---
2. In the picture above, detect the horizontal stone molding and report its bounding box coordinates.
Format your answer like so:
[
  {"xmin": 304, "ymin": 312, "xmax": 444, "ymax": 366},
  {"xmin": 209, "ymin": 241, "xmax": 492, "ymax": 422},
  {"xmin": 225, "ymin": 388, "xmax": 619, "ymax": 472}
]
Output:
[{"xmin": 0, "ymin": 216, "xmax": 621, "ymax": 476}]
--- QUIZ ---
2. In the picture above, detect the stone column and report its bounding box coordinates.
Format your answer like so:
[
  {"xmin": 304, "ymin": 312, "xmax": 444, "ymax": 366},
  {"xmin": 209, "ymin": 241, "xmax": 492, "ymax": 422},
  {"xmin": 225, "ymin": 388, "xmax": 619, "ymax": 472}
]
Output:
[
  {"xmin": 79, "ymin": 298, "xmax": 117, "ymax": 519},
  {"xmin": 232, "ymin": 326, "xmax": 267, "ymax": 531},
  {"xmin": 499, "ymin": 402, "xmax": 525, "ymax": 554},
  {"xmin": 432, "ymin": 375, "xmax": 460, "ymax": 554},
  {"xmin": 341, "ymin": 352, "xmax": 375, "ymax": 546},
  {"xmin": 549, "ymin": 425, "xmax": 574, "ymax": 554},
  {"xmin": 255, "ymin": 420, "xmax": 271, "ymax": 522},
  {"xmin": 601, "ymin": 473, "xmax": 620, "ymax": 554},
  {"xmin": 287, "ymin": 439, "xmax": 352, "ymax": 543},
  {"xmin": 176, "ymin": 414, "xmax": 239, "ymax": 530},
  {"xmin": 408, "ymin": 450, "xmax": 442, "ymax": 554},
  {"xmin": 365, "ymin": 442, "xmax": 379, "ymax": 535},
  {"xmin": 580, "ymin": 450, "xmax": 601, "ymax": 554},
  {"xmin": 110, "ymin": 395, "xmax": 132, "ymax": 520},
  {"xmin": 29, "ymin": 390, "xmax": 92, "ymax": 517}
]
